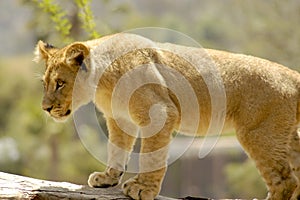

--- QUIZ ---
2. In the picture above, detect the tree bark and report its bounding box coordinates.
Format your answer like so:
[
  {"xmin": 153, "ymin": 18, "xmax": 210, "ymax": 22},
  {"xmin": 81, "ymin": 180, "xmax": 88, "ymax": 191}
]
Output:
[{"xmin": 0, "ymin": 172, "xmax": 210, "ymax": 200}]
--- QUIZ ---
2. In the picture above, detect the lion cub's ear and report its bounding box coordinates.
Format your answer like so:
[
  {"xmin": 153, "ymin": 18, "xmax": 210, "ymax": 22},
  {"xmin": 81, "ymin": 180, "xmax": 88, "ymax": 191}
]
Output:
[
  {"xmin": 64, "ymin": 43, "xmax": 90, "ymax": 68},
  {"xmin": 33, "ymin": 40, "xmax": 57, "ymax": 63}
]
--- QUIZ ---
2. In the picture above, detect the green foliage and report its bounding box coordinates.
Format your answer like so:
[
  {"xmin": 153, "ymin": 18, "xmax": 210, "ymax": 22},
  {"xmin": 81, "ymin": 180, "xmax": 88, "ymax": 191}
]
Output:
[
  {"xmin": 31, "ymin": 0, "xmax": 101, "ymax": 43},
  {"xmin": 32, "ymin": 0, "xmax": 73, "ymax": 43},
  {"xmin": 75, "ymin": 0, "xmax": 101, "ymax": 39}
]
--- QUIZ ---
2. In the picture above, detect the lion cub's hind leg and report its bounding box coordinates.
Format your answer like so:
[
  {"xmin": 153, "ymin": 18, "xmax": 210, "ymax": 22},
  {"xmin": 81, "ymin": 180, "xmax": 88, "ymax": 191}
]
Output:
[
  {"xmin": 236, "ymin": 121, "xmax": 297, "ymax": 200},
  {"xmin": 289, "ymin": 130, "xmax": 300, "ymax": 200}
]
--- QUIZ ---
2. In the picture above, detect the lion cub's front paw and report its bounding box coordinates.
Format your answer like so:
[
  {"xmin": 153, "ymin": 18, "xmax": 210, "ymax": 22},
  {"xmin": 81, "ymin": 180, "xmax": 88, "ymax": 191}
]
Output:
[
  {"xmin": 122, "ymin": 177, "xmax": 159, "ymax": 200},
  {"xmin": 88, "ymin": 171, "xmax": 120, "ymax": 188}
]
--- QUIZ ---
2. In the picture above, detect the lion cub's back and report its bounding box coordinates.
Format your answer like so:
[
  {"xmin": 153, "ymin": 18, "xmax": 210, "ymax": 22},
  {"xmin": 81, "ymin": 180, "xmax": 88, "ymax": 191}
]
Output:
[{"xmin": 207, "ymin": 49, "xmax": 300, "ymax": 129}]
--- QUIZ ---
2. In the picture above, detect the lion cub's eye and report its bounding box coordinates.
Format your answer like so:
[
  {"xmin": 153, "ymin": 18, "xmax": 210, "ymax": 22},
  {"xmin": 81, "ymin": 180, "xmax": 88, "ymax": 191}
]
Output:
[{"xmin": 56, "ymin": 79, "xmax": 65, "ymax": 90}]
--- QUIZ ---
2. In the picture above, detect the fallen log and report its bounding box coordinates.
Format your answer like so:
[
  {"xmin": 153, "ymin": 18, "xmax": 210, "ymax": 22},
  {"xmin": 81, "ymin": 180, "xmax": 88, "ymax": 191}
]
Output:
[{"xmin": 0, "ymin": 172, "xmax": 211, "ymax": 200}]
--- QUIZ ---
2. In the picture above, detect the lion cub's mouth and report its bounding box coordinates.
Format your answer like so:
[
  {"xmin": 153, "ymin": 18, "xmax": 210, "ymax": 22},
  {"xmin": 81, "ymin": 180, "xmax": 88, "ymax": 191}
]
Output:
[
  {"xmin": 64, "ymin": 109, "xmax": 71, "ymax": 116},
  {"xmin": 50, "ymin": 109, "xmax": 72, "ymax": 122}
]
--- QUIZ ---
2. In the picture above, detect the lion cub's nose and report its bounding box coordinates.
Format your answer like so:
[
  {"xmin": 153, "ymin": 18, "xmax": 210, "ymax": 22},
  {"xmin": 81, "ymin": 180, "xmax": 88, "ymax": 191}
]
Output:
[{"xmin": 43, "ymin": 105, "xmax": 53, "ymax": 113}]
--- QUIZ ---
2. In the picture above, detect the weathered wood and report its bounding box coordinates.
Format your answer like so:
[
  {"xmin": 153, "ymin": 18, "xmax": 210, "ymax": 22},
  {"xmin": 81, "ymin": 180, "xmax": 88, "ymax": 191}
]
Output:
[{"xmin": 0, "ymin": 172, "xmax": 210, "ymax": 200}]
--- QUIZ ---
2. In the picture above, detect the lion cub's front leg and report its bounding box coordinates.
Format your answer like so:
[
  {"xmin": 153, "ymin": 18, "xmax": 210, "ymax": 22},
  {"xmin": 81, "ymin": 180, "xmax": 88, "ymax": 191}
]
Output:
[
  {"xmin": 88, "ymin": 167, "xmax": 123, "ymax": 188},
  {"xmin": 89, "ymin": 84, "xmax": 178, "ymax": 200},
  {"xmin": 88, "ymin": 118, "xmax": 136, "ymax": 188},
  {"xmin": 123, "ymin": 168, "xmax": 167, "ymax": 200},
  {"xmin": 122, "ymin": 105, "xmax": 177, "ymax": 200},
  {"xmin": 122, "ymin": 134, "xmax": 172, "ymax": 200}
]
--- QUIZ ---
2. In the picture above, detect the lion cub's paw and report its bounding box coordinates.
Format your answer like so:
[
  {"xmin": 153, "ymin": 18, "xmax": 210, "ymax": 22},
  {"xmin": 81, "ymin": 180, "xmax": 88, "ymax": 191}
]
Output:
[
  {"xmin": 88, "ymin": 171, "xmax": 120, "ymax": 188},
  {"xmin": 122, "ymin": 177, "xmax": 159, "ymax": 200}
]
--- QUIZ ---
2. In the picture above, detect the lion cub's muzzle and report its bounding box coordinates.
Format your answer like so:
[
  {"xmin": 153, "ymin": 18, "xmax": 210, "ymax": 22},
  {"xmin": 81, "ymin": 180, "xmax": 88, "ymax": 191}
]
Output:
[{"xmin": 42, "ymin": 104, "xmax": 72, "ymax": 122}]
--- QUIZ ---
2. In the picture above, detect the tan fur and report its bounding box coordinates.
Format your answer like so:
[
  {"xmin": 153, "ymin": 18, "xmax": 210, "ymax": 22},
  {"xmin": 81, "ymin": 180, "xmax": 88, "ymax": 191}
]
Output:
[{"xmin": 35, "ymin": 33, "xmax": 300, "ymax": 200}]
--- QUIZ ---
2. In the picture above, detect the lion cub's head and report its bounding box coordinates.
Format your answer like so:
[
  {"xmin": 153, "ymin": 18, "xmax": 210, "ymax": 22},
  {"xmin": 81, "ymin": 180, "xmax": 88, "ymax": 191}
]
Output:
[{"xmin": 34, "ymin": 41, "xmax": 90, "ymax": 122}]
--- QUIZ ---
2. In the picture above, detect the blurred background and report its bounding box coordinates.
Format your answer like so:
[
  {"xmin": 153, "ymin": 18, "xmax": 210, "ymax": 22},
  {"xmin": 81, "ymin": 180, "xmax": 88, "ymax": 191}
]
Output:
[{"xmin": 1, "ymin": 0, "xmax": 300, "ymax": 199}]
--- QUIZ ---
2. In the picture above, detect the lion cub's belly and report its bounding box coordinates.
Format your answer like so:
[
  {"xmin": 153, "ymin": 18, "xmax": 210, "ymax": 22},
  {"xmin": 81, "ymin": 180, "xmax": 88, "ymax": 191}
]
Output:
[{"xmin": 174, "ymin": 115, "xmax": 235, "ymax": 136}]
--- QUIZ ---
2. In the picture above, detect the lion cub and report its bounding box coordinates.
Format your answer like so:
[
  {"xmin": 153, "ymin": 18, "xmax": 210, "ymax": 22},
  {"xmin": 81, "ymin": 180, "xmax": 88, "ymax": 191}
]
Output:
[{"xmin": 35, "ymin": 33, "xmax": 300, "ymax": 200}]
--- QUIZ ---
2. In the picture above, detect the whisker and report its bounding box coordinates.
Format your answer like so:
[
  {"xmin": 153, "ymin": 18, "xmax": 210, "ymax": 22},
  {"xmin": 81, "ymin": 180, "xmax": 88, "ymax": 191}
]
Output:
[
  {"xmin": 33, "ymin": 72, "xmax": 44, "ymax": 81},
  {"xmin": 41, "ymin": 111, "xmax": 49, "ymax": 124},
  {"xmin": 45, "ymin": 114, "xmax": 48, "ymax": 124}
]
